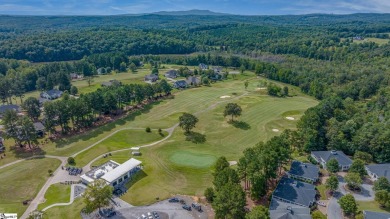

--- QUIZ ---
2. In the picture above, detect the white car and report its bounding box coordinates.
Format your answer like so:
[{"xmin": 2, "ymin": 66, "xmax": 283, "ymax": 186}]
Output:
[
  {"xmin": 317, "ymin": 201, "xmax": 326, "ymax": 207},
  {"xmin": 147, "ymin": 212, "xmax": 153, "ymax": 219}
]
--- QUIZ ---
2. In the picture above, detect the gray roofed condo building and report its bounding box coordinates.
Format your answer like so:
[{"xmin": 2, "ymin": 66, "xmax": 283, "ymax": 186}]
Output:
[
  {"xmin": 366, "ymin": 163, "xmax": 390, "ymax": 181},
  {"xmin": 311, "ymin": 150, "xmax": 352, "ymax": 171},
  {"xmin": 288, "ymin": 160, "xmax": 319, "ymax": 183},
  {"xmin": 272, "ymin": 177, "xmax": 317, "ymax": 208},
  {"xmin": 269, "ymin": 198, "xmax": 311, "ymax": 219},
  {"xmin": 0, "ymin": 104, "xmax": 21, "ymax": 118},
  {"xmin": 363, "ymin": 210, "xmax": 390, "ymax": 219},
  {"xmin": 40, "ymin": 89, "xmax": 63, "ymax": 100},
  {"xmin": 164, "ymin": 70, "xmax": 178, "ymax": 79}
]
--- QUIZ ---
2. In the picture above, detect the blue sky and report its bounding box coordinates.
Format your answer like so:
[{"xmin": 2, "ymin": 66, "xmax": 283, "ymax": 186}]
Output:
[{"xmin": 0, "ymin": 0, "xmax": 390, "ymax": 15}]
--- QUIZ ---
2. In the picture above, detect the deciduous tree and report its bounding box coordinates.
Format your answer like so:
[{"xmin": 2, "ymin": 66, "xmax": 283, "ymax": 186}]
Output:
[
  {"xmin": 338, "ymin": 194, "xmax": 357, "ymax": 216},
  {"xmin": 179, "ymin": 113, "xmax": 198, "ymax": 133},
  {"xmin": 224, "ymin": 103, "xmax": 242, "ymax": 121}
]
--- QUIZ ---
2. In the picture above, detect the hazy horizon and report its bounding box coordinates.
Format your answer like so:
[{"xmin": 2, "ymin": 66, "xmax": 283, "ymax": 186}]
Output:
[{"xmin": 1, "ymin": 0, "xmax": 390, "ymax": 16}]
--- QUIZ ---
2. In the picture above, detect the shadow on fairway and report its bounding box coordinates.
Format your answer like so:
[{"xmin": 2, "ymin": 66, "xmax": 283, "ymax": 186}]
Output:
[
  {"xmin": 185, "ymin": 132, "xmax": 206, "ymax": 144},
  {"xmin": 229, "ymin": 120, "xmax": 251, "ymax": 130}
]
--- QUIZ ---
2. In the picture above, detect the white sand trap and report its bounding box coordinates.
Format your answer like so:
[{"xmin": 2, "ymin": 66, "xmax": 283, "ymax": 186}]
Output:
[
  {"xmin": 220, "ymin": 95, "xmax": 231, "ymax": 99},
  {"xmin": 286, "ymin": 117, "xmax": 295, "ymax": 120},
  {"xmin": 272, "ymin": 129, "xmax": 280, "ymax": 132},
  {"xmin": 229, "ymin": 161, "xmax": 238, "ymax": 166},
  {"xmin": 256, "ymin": 87, "xmax": 267, "ymax": 90}
]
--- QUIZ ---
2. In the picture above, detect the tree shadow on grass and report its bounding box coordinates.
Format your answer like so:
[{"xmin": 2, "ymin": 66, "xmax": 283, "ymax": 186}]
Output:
[
  {"xmin": 228, "ymin": 120, "xmax": 251, "ymax": 130},
  {"xmin": 185, "ymin": 131, "xmax": 206, "ymax": 144}
]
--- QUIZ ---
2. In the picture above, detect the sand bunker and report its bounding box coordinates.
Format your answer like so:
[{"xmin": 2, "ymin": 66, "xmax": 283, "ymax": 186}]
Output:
[
  {"xmin": 220, "ymin": 95, "xmax": 231, "ymax": 99},
  {"xmin": 256, "ymin": 87, "xmax": 267, "ymax": 90},
  {"xmin": 229, "ymin": 161, "xmax": 238, "ymax": 166},
  {"xmin": 286, "ymin": 117, "xmax": 295, "ymax": 120},
  {"xmin": 272, "ymin": 129, "xmax": 280, "ymax": 132}
]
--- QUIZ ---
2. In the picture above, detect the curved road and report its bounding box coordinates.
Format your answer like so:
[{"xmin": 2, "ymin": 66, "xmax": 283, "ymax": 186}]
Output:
[{"xmin": 16, "ymin": 92, "xmax": 248, "ymax": 219}]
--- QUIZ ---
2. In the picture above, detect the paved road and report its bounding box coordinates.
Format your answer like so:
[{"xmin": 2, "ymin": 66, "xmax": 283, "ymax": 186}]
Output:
[
  {"xmin": 327, "ymin": 191, "xmax": 343, "ymax": 219},
  {"xmin": 338, "ymin": 175, "xmax": 375, "ymax": 201}
]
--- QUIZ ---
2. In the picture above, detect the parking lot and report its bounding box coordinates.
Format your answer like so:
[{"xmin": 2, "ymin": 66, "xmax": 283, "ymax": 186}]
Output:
[{"xmin": 84, "ymin": 195, "xmax": 209, "ymax": 219}]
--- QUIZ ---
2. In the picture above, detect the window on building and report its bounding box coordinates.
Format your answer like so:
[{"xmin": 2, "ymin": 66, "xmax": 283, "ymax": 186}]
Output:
[
  {"xmin": 113, "ymin": 182, "xmax": 117, "ymax": 186},
  {"xmin": 119, "ymin": 178, "xmax": 123, "ymax": 183}
]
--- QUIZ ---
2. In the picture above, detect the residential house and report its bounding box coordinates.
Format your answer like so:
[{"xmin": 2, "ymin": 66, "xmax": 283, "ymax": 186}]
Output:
[
  {"xmin": 38, "ymin": 97, "xmax": 51, "ymax": 105},
  {"xmin": 70, "ymin": 73, "xmax": 83, "ymax": 80},
  {"xmin": 212, "ymin": 66, "xmax": 223, "ymax": 74},
  {"xmin": 365, "ymin": 164, "xmax": 390, "ymax": 181},
  {"xmin": 97, "ymin": 67, "xmax": 106, "ymax": 75},
  {"xmin": 287, "ymin": 161, "xmax": 320, "ymax": 184},
  {"xmin": 311, "ymin": 150, "xmax": 352, "ymax": 171},
  {"xmin": 101, "ymin": 80, "xmax": 121, "ymax": 87},
  {"xmin": 33, "ymin": 122, "xmax": 45, "ymax": 137},
  {"xmin": 353, "ymin": 36, "xmax": 364, "ymax": 41},
  {"xmin": 363, "ymin": 211, "xmax": 390, "ymax": 219},
  {"xmin": 269, "ymin": 198, "xmax": 311, "ymax": 219},
  {"xmin": 199, "ymin": 63, "xmax": 208, "ymax": 70},
  {"xmin": 40, "ymin": 89, "xmax": 63, "ymax": 100},
  {"xmin": 173, "ymin": 80, "xmax": 187, "ymax": 89},
  {"xmin": 164, "ymin": 70, "xmax": 178, "ymax": 79},
  {"xmin": 144, "ymin": 74, "xmax": 159, "ymax": 83},
  {"xmin": 0, "ymin": 137, "xmax": 5, "ymax": 152},
  {"xmin": 186, "ymin": 76, "xmax": 200, "ymax": 86},
  {"xmin": 272, "ymin": 177, "xmax": 317, "ymax": 208},
  {"xmin": 0, "ymin": 104, "xmax": 21, "ymax": 118}
]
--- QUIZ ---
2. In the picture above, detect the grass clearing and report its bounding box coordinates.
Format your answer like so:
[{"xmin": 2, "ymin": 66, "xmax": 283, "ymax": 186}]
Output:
[
  {"xmin": 43, "ymin": 197, "xmax": 84, "ymax": 219},
  {"xmin": 169, "ymin": 151, "xmax": 216, "ymax": 168},
  {"xmin": 38, "ymin": 184, "xmax": 71, "ymax": 210},
  {"xmin": 74, "ymin": 129, "xmax": 168, "ymax": 167},
  {"xmin": 0, "ymin": 158, "xmax": 61, "ymax": 216},
  {"xmin": 357, "ymin": 200, "xmax": 390, "ymax": 213},
  {"xmin": 353, "ymin": 38, "xmax": 390, "ymax": 45}
]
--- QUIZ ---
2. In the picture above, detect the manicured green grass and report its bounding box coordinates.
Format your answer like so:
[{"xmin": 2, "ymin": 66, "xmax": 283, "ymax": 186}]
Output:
[
  {"xmin": 89, "ymin": 76, "xmax": 318, "ymax": 206},
  {"xmin": 357, "ymin": 200, "xmax": 390, "ymax": 213},
  {"xmin": 316, "ymin": 184, "xmax": 327, "ymax": 199},
  {"xmin": 43, "ymin": 197, "xmax": 84, "ymax": 219},
  {"xmin": 0, "ymin": 158, "xmax": 61, "ymax": 216},
  {"xmin": 169, "ymin": 151, "xmax": 216, "ymax": 168},
  {"xmin": 74, "ymin": 129, "xmax": 168, "ymax": 167},
  {"xmin": 37, "ymin": 184, "xmax": 71, "ymax": 210}
]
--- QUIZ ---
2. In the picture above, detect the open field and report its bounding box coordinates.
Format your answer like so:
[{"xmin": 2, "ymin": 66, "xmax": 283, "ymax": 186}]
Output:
[
  {"xmin": 89, "ymin": 76, "xmax": 318, "ymax": 205},
  {"xmin": 74, "ymin": 129, "xmax": 168, "ymax": 167},
  {"xmin": 37, "ymin": 184, "xmax": 71, "ymax": 210},
  {"xmin": 353, "ymin": 37, "xmax": 390, "ymax": 45},
  {"xmin": 43, "ymin": 197, "xmax": 84, "ymax": 219},
  {"xmin": 358, "ymin": 200, "xmax": 390, "ymax": 213},
  {"xmin": 0, "ymin": 158, "xmax": 61, "ymax": 216}
]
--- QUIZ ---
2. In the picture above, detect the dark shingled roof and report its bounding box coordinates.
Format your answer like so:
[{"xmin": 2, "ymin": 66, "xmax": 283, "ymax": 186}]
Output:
[
  {"xmin": 364, "ymin": 210, "xmax": 390, "ymax": 219},
  {"xmin": 288, "ymin": 161, "xmax": 319, "ymax": 181},
  {"xmin": 0, "ymin": 105, "xmax": 20, "ymax": 114},
  {"xmin": 311, "ymin": 150, "xmax": 352, "ymax": 166},
  {"xmin": 173, "ymin": 80, "xmax": 187, "ymax": 88},
  {"xmin": 33, "ymin": 122, "xmax": 45, "ymax": 131},
  {"xmin": 272, "ymin": 177, "xmax": 317, "ymax": 207},
  {"xmin": 269, "ymin": 198, "xmax": 311, "ymax": 219},
  {"xmin": 164, "ymin": 70, "xmax": 178, "ymax": 78},
  {"xmin": 366, "ymin": 164, "xmax": 390, "ymax": 181}
]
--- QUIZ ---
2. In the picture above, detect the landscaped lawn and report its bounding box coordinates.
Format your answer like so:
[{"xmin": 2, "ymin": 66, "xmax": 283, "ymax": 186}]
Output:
[
  {"xmin": 316, "ymin": 184, "xmax": 327, "ymax": 199},
  {"xmin": 43, "ymin": 197, "xmax": 85, "ymax": 219},
  {"xmin": 357, "ymin": 200, "xmax": 390, "ymax": 213},
  {"xmin": 89, "ymin": 76, "xmax": 318, "ymax": 205},
  {"xmin": 0, "ymin": 158, "xmax": 61, "ymax": 216},
  {"xmin": 74, "ymin": 129, "xmax": 168, "ymax": 167},
  {"xmin": 38, "ymin": 184, "xmax": 71, "ymax": 210}
]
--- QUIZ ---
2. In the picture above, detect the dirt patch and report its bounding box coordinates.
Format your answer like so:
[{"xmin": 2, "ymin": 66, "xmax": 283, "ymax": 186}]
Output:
[
  {"xmin": 272, "ymin": 129, "xmax": 280, "ymax": 132},
  {"xmin": 285, "ymin": 117, "xmax": 295, "ymax": 120},
  {"xmin": 220, "ymin": 95, "xmax": 231, "ymax": 99}
]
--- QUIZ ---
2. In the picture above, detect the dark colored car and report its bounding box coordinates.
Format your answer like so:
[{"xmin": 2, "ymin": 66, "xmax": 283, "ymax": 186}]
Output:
[
  {"xmin": 182, "ymin": 205, "xmax": 192, "ymax": 211},
  {"xmin": 191, "ymin": 203, "xmax": 202, "ymax": 212},
  {"xmin": 168, "ymin": 198, "xmax": 179, "ymax": 203}
]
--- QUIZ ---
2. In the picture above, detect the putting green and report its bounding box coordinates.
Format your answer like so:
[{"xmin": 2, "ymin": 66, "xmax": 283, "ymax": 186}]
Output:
[{"xmin": 169, "ymin": 151, "xmax": 216, "ymax": 168}]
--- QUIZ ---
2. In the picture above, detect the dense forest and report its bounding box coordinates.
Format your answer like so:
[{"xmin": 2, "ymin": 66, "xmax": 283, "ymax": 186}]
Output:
[{"xmin": 1, "ymin": 13, "xmax": 390, "ymax": 164}]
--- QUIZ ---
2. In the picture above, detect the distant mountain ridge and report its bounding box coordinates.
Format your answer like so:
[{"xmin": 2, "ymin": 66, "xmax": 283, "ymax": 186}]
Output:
[{"xmin": 146, "ymin": 9, "xmax": 231, "ymax": 16}]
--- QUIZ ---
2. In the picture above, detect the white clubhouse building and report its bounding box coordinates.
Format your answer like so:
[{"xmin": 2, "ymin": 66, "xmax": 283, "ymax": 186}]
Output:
[{"xmin": 81, "ymin": 158, "xmax": 142, "ymax": 187}]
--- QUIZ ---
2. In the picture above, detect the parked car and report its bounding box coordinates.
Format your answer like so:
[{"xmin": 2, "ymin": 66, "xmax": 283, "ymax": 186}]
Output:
[
  {"xmin": 192, "ymin": 202, "xmax": 202, "ymax": 211},
  {"xmin": 182, "ymin": 205, "xmax": 192, "ymax": 211},
  {"xmin": 168, "ymin": 198, "xmax": 179, "ymax": 202},
  {"xmin": 317, "ymin": 201, "xmax": 326, "ymax": 207},
  {"xmin": 179, "ymin": 199, "xmax": 186, "ymax": 204}
]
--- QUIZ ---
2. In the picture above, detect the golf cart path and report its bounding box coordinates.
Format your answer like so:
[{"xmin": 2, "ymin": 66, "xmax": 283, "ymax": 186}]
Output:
[
  {"xmin": 42, "ymin": 184, "xmax": 78, "ymax": 211},
  {"xmin": 21, "ymin": 91, "xmax": 249, "ymax": 219}
]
